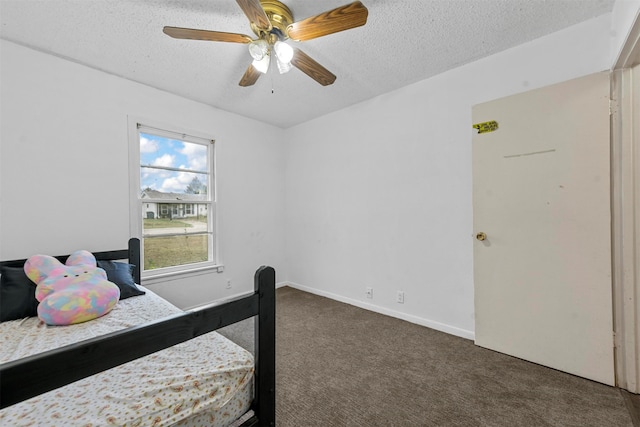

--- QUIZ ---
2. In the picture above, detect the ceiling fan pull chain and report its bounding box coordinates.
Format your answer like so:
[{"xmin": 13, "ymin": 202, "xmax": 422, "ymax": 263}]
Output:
[{"xmin": 270, "ymin": 47, "xmax": 275, "ymax": 94}]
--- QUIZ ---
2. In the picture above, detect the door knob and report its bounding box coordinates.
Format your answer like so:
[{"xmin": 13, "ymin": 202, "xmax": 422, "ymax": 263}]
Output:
[{"xmin": 476, "ymin": 232, "xmax": 487, "ymax": 241}]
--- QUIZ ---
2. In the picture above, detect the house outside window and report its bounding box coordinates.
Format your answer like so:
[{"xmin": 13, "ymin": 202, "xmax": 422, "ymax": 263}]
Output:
[{"xmin": 129, "ymin": 120, "xmax": 218, "ymax": 277}]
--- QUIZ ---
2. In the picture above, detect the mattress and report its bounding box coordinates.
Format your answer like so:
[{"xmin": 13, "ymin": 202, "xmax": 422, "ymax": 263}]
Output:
[{"xmin": 0, "ymin": 287, "xmax": 254, "ymax": 427}]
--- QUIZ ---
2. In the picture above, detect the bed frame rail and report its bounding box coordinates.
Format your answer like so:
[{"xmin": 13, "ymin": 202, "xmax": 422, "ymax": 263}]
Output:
[{"xmin": 0, "ymin": 262, "xmax": 275, "ymax": 426}]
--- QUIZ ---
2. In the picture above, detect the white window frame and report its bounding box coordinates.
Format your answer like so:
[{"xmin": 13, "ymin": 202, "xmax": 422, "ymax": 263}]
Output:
[{"xmin": 128, "ymin": 117, "xmax": 221, "ymax": 280}]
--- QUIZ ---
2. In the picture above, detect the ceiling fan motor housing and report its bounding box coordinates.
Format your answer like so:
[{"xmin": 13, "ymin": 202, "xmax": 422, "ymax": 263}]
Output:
[{"xmin": 250, "ymin": 0, "xmax": 293, "ymax": 41}]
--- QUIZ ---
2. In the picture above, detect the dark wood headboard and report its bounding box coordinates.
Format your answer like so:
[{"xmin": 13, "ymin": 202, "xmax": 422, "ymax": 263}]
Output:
[{"xmin": 0, "ymin": 238, "xmax": 141, "ymax": 284}]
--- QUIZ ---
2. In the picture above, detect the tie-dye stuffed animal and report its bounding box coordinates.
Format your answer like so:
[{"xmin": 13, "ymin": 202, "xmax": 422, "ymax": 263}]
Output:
[{"xmin": 24, "ymin": 250, "xmax": 120, "ymax": 325}]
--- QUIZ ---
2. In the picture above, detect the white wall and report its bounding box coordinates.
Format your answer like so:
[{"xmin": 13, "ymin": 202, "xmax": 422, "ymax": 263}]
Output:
[
  {"xmin": 284, "ymin": 14, "xmax": 613, "ymax": 339},
  {"xmin": 0, "ymin": 40, "xmax": 286, "ymax": 308}
]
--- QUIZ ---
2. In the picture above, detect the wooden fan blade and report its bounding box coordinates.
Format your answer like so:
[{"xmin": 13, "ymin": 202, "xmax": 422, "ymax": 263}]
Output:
[
  {"xmin": 286, "ymin": 1, "xmax": 368, "ymax": 42},
  {"xmin": 236, "ymin": 0, "xmax": 272, "ymax": 31},
  {"xmin": 290, "ymin": 49, "xmax": 336, "ymax": 86},
  {"xmin": 239, "ymin": 63, "xmax": 262, "ymax": 87},
  {"xmin": 163, "ymin": 26, "xmax": 252, "ymax": 43}
]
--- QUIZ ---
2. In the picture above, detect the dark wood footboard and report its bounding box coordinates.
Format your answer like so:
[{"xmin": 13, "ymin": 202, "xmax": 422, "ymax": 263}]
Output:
[{"xmin": 0, "ymin": 240, "xmax": 275, "ymax": 427}]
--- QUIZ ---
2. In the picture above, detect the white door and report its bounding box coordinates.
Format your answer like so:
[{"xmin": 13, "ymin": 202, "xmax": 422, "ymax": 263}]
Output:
[{"xmin": 472, "ymin": 72, "xmax": 614, "ymax": 385}]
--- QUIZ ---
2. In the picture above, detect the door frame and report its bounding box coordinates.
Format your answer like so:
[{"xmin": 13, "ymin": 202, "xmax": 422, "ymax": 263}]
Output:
[{"xmin": 612, "ymin": 10, "xmax": 640, "ymax": 394}]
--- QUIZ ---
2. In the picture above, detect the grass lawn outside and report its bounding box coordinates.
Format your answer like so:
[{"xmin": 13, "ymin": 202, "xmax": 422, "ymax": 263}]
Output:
[{"xmin": 142, "ymin": 218, "xmax": 209, "ymax": 270}]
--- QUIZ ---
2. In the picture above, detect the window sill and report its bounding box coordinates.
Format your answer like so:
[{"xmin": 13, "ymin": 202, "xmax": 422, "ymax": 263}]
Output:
[{"xmin": 141, "ymin": 264, "xmax": 224, "ymax": 285}]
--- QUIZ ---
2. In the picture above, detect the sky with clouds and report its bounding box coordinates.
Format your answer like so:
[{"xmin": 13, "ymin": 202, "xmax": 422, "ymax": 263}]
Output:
[{"xmin": 139, "ymin": 133, "xmax": 209, "ymax": 194}]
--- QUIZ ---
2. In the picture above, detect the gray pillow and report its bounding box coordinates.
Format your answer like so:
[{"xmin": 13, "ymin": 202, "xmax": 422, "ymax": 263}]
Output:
[{"xmin": 97, "ymin": 261, "xmax": 145, "ymax": 300}]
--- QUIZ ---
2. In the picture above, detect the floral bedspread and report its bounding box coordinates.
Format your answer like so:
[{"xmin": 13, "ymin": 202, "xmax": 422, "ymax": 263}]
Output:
[{"xmin": 0, "ymin": 288, "xmax": 254, "ymax": 427}]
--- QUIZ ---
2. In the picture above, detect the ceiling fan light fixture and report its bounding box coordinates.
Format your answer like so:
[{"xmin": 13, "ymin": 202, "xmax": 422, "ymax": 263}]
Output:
[
  {"xmin": 248, "ymin": 39, "xmax": 269, "ymax": 60},
  {"xmin": 274, "ymin": 40, "xmax": 294, "ymax": 64},
  {"xmin": 276, "ymin": 57, "xmax": 292, "ymax": 74},
  {"xmin": 252, "ymin": 54, "xmax": 271, "ymax": 73}
]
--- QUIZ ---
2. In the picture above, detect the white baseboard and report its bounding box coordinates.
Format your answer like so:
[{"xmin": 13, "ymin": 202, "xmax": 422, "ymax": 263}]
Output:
[{"xmin": 283, "ymin": 282, "xmax": 475, "ymax": 341}]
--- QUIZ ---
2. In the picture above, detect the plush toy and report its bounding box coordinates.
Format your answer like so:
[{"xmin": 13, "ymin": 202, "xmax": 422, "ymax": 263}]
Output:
[{"xmin": 24, "ymin": 250, "xmax": 120, "ymax": 326}]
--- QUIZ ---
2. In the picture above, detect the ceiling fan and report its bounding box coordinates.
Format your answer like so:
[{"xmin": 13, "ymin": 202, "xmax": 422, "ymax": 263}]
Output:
[{"xmin": 163, "ymin": 0, "xmax": 368, "ymax": 87}]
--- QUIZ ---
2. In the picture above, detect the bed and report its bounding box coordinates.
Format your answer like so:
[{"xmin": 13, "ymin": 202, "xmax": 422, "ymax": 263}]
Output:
[{"xmin": 0, "ymin": 238, "xmax": 275, "ymax": 427}]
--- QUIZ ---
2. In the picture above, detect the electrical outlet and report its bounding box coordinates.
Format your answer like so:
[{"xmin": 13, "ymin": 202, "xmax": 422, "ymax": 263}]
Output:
[
  {"xmin": 366, "ymin": 287, "xmax": 373, "ymax": 299},
  {"xmin": 396, "ymin": 291, "xmax": 404, "ymax": 304},
  {"xmin": 226, "ymin": 279, "xmax": 232, "ymax": 289}
]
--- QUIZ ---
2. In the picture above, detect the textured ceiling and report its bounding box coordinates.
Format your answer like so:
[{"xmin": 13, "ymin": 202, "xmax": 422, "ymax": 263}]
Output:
[{"xmin": 0, "ymin": 0, "xmax": 615, "ymax": 128}]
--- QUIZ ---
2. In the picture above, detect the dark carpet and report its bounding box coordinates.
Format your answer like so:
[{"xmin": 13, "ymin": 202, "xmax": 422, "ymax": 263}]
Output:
[{"xmin": 220, "ymin": 286, "xmax": 637, "ymax": 427}]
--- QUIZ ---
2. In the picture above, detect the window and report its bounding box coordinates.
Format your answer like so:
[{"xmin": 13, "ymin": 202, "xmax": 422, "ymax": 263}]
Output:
[{"xmin": 130, "ymin": 121, "xmax": 217, "ymax": 277}]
